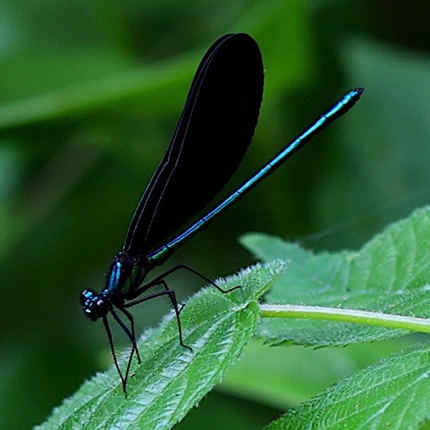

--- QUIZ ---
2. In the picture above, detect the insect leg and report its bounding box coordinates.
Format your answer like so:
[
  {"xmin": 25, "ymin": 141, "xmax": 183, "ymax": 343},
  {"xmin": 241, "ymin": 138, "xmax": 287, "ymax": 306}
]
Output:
[{"xmin": 124, "ymin": 282, "xmax": 192, "ymax": 351}]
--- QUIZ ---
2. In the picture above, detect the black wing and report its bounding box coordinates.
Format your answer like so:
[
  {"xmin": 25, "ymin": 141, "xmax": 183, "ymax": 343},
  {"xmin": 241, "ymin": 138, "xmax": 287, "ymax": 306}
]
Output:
[{"xmin": 124, "ymin": 33, "xmax": 264, "ymax": 256}]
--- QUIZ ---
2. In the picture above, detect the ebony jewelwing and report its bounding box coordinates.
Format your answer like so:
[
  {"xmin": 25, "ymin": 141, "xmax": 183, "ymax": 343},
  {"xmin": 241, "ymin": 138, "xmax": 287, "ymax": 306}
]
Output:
[{"xmin": 80, "ymin": 33, "xmax": 363, "ymax": 393}]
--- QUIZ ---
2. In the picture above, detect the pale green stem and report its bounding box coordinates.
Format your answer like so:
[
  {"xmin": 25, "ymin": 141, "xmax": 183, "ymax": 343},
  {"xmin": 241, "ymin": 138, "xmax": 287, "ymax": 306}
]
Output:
[{"xmin": 259, "ymin": 304, "xmax": 430, "ymax": 334}]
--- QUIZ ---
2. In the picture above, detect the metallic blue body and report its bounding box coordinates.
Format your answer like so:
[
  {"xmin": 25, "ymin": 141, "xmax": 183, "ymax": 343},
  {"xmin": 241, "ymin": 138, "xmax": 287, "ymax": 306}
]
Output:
[
  {"xmin": 79, "ymin": 32, "xmax": 363, "ymax": 393},
  {"xmin": 147, "ymin": 88, "xmax": 363, "ymax": 265}
]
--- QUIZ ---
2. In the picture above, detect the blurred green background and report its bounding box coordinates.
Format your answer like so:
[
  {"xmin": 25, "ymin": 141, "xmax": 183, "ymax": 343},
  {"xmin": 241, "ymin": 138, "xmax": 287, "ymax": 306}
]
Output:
[{"xmin": 1, "ymin": 0, "xmax": 430, "ymax": 428}]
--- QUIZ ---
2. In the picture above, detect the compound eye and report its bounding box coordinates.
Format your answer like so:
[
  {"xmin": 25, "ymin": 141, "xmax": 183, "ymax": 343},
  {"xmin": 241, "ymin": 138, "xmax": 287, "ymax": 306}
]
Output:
[{"xmin": 80, "ymin": 289, "xmax": 95, "ymax": 306}]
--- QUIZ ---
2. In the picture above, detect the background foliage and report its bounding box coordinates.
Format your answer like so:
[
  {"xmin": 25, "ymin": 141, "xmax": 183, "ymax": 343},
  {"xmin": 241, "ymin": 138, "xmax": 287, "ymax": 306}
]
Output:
[{"xmin": 0, "ymin": 0, "xmax": 430, "ymax": 428}]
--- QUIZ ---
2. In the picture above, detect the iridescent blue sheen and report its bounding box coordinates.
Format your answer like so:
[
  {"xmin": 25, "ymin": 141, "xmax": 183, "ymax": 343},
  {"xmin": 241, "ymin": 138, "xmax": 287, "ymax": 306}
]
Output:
[{"xmin": 79, "ymin": 33, "xmax": 363, "ymax": 393}]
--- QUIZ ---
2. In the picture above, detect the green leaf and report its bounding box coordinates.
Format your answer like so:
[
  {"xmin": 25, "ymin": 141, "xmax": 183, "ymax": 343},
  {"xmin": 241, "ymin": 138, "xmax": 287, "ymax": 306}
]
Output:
[
  {"xmin": 220, "ymin": 338, "xmax": 416, "ymax": 409},
  {"xmin": 36, "ymin": 261, "xmax": 285, "ymax": 430},
  {"xmin": 241, "ymin": 206, "xmax": 430, "ymax": 346},
  {"xmin": 266, "ymin": 343, "xmax": 430, "ymax": 430},
  {"xmin": 0, "ymin": 55, "xmax": 193, "ymax": 129},
  {"xmin": 318, "ymin": 38, "xmax": 430, "ymax": 248}
]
